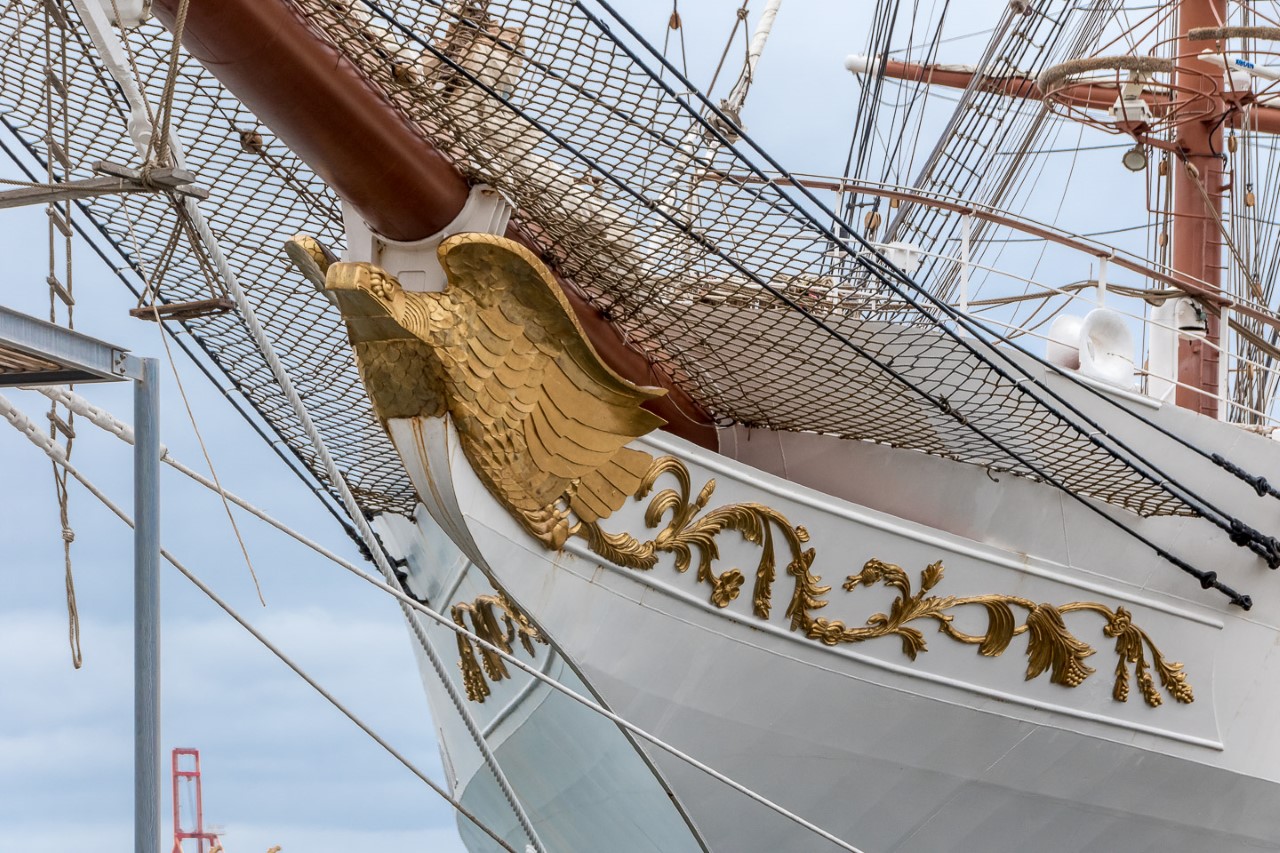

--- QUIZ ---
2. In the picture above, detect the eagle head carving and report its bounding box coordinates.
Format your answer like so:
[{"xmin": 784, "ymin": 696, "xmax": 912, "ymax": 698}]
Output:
[{"xmin": 289, "ymin": 232, "xmax": 666, "ymax": 549}]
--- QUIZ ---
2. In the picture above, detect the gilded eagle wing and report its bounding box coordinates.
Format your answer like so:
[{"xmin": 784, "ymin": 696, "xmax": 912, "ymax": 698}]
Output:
[{"xmin": 436, "ymin": 233, "xmax": 666, "ymax": 529}]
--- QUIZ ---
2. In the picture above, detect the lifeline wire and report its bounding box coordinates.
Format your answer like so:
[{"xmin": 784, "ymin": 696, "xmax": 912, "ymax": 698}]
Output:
[
  {"xmin": 3, "ymin": 390, "xmax": 866, "ymax": 853},
  {"xmin": 31, "ymin": 385, "xmax": 369, "ymax": 582},
  {"xmin": 0, "ymin": 395, "xmax": 519, "ymax": 853}
]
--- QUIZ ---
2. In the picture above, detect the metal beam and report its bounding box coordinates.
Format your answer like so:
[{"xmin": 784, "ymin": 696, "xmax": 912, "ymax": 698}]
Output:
[
  {"xmin": 856, "ymin": 56, "xmax": 1280, "ymax": 134},
  {"xmin": 0, "ymin": 304, "xmax": 132, "ymax": 385},
  {"xmin": 0, "ymin": 304, "xmax": 160, "ymax": 853}
]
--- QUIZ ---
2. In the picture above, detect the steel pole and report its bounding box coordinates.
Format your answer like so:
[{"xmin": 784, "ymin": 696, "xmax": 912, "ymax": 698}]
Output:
[{"xmin": 134, "ymin": 357, "xmax": 160, "ymax": 853}]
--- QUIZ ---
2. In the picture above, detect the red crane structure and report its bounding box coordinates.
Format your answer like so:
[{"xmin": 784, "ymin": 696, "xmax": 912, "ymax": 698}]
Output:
[{"xmin": 172, "ymin": 748, "xmax": 221, "ymax": 853}]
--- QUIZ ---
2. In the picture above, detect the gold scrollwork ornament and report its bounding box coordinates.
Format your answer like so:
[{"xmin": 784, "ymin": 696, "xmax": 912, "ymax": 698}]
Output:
[{"xmin": 577, "ymin": 456, "xmax": 1192, "ymax": 708}]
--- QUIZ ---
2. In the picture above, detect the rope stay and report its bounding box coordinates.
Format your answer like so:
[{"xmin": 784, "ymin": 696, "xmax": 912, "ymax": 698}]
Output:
[
  {"xmin": 0, "ymin": 389, "xmax": 867, "ymax": 853},
  {"xmin": 39, "ymin": 0, "xmax": 82, "ymax": 669},
  {"xmin": 32, "ymin": 385, "xmax": 374, "ymax": 583},
  {"xmin": 0, "ymin": 392, "xmax": 521, "ymax": 853},
  {"xmin": 346, "ymin": 0, "xmax": 1257, "ymax": 605},
  {"xmin": 121, "ymin": 205, "xmax": 266, "ymax": 604}
]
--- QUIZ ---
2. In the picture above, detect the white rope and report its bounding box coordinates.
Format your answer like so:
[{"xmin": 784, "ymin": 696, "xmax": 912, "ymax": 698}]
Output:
[
  {"xmin": 41, "ymin": 0, "xmax": 80, "ymax": 670},
  {"xmin": 11, "ymin": 388, "xmax": 866, "ymax": 852},
  {"xmin": 64, "ymin": 16, "xmax": 539, "ymax": 843},
  {"xmin": 721, "ymin": 0, "xmax": 782, "ymax": 116},
  {"xmin": 171, "ymin": 193, "xmax": 544, "ymax": 853},
  {"xmin": 0, "ymin": 395, "xmax": 519, "ymax": 853},
  {"xmin": 32, "ymin": 385, "xmax": 369, "ymax": 579}
]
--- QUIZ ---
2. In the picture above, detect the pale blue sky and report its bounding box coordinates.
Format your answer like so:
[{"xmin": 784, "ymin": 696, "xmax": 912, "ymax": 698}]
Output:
[
  {"xmin": 0, "ymin": 2, "xmax": 1150, "ymax": 851},
  {"xmin": 0, "ymin": 193, "xmax": 466, "ymax": 851}
]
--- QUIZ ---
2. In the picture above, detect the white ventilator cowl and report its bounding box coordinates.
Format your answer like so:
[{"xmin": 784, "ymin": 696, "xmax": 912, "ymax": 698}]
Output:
[
  {"xmin": 1078, "ymin": 308, "xmax": 1136, "ymax": 388},
  {"xmin": 1046, "ymin": 314, "xmax": 1085, "ymax": 370},
  {"xmin": 844, "ymin": 54, "xmax": 873, "ymax": 74}
]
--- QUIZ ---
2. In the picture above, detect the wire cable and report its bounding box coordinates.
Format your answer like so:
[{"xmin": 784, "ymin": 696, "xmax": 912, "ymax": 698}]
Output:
[
  {"xmin": 0, "ymin": 391, "xmax": 868, "ymax": 853},
  {"xmin": 0, "ymin": 394, "xmax": 520, "ymax": 853}
]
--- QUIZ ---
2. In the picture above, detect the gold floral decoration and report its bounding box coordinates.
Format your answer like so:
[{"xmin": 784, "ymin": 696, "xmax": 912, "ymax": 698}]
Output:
[
  {"xmin": 577, "ymin": 456, "xmax": 1192, "ymax": 707},
  {"xmin": 451, "ymin": 591, "xmax": 545, "ymax": 703},
  {"xmin": 576, "ymin": 455, "xmax": 826, "ymax": 629}
]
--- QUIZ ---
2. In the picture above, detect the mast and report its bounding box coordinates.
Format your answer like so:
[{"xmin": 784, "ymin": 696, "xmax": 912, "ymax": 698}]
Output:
[
  {"xmin": 849, "ymin": 0, "xmax": 1276, "ymax": 419},
  {"xmin": 1171, "ymin": 0, "xmax": 1226, "ymax": 417}
]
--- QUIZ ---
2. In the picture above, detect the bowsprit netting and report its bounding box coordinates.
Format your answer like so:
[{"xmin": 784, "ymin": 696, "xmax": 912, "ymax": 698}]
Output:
[
  {"xmin": 0, "ymin": 1, "xmax": 418, "ymax": 517},
  {"xmin": 286, "ymin": 0, "xmax": 1193, "ymax": 518}
]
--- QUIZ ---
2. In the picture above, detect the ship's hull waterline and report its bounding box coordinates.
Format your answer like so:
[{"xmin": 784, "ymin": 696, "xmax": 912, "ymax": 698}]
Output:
[{"xmin": 373, "ymin": 411, "xmax": 1280, "ymax": 853}]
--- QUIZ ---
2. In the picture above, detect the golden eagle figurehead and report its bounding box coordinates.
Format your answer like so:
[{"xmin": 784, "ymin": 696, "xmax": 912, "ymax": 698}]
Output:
[{"xmin": 287, "ymin": 232, "xmax": 665, "ymax": 549}]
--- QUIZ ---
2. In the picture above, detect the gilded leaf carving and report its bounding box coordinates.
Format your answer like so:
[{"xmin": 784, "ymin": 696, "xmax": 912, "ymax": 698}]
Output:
[
  {"xmin": 576, "ymin": 455, "xmax": 823, "ymax": 625},
  {"xmin": 575, "ymin": 455, "xmax": 1193, "ymax": 708},
  {"xmin": 1023, "ymin": 603, "xmax": 1095, "ymax": 687},
  {"xmin": 451, "ymin": 591, "xmax": 545, "ymax": 703},
  {"xmin": 976, "ymin": 600, "xmax": 1017, "ymax": 657}
]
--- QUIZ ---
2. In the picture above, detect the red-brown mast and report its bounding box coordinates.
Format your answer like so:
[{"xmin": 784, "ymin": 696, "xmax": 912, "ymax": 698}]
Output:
[
  {"xmin": 863, "ymin": 0, "xmax": 1265, "ymax": 418},
  {"xmin": 1171, "ymin": 0, "xmax": 1227, "ymax": 417}
]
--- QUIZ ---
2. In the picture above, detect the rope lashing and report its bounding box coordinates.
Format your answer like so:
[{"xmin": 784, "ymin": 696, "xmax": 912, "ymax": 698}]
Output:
[{"xmin": 1213, "ymin": 453, "xmax": 1280, "ymax": 501}]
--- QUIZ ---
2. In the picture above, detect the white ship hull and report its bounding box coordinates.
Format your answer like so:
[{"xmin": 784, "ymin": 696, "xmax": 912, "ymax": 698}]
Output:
[
  {"xmin": 377, "ymin": 387, "xmax": 1280, "ymax": 851},
  {"xmin": 374, "ymin": 508, "xmax": 706, "ymax": 852}
]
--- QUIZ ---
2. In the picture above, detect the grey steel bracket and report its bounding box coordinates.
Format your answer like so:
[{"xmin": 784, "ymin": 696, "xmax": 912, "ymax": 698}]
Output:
[{"xmin": 0, "ymin": 303, "xmax": 133, "ymax": 385}]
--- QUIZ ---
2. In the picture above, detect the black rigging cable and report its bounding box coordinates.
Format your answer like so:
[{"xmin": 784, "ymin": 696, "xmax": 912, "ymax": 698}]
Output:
[
  {"xmin": 365, "ymin": 0, "xmax": 1256, "ymax": 607},
  {"xmin": 575, "ymin": 0, "xmax": 1280, "ymax": 572}
]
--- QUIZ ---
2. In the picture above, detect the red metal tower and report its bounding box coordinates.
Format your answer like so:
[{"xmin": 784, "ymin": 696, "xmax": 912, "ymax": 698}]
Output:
[{"xmin": 172, "ymin": 748, "xmax": 220, "ymax": 853}]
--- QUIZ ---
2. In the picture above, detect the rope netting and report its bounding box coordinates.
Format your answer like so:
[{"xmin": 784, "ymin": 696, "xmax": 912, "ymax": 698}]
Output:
[
  {"xmin": 0, "ymin": 1, "xmax": 418, "ymax": 515},
  {"xmin": 3, "ymin": 0, "xmax": 1254, "ymax": 527},
  {"xmin": 286, "ymin": 0, "xmax": 1194, "ymax": 517}
]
